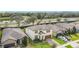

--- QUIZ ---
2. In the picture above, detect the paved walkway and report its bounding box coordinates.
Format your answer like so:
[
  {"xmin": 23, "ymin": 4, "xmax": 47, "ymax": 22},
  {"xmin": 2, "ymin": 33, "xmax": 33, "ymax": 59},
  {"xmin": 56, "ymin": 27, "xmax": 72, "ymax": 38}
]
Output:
[
  {"xmin": 52, "ymin": 39, "xmax": 60, "ymax": 46},
  {"xmin": 57, "ymin": 40, "xmax": 79, "ymax": 48}
]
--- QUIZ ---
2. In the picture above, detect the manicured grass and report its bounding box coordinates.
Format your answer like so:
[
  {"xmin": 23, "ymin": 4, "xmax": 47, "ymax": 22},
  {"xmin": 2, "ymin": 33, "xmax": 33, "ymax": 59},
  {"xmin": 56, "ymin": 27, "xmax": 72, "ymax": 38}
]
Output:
[
  {"xmin": 76, "ymin": 33, "xmax": 79, "ymax": 37},
  {"xmin": 32, "ymin": 42, "xmax": 51, "ymax": 48},
  {"xmin": 68, "ymin": 33, "xmax": 79, "ymax": 41},
  {"xmin": 69, "ymin": 35, "xmax": 79, "ymax": 41},
  {"xmin": 53, "ymin": 38, "xmax": 66, "ymax": 45},
  {"xmin": 0, "ymin": 17, "xmax": 10, "ymax": 21},
  {"xmin": 65, "ymin": 45, "xmax": 73, "ymax": 48}
]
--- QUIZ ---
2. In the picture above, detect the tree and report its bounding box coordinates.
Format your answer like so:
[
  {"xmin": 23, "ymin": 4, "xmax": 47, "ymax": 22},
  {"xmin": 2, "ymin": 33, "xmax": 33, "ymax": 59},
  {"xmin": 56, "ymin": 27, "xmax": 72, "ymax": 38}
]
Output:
[
  {"xmin": 31, "ymin": 16, "xmax": 37, "ymax": 24},
  {"xmin": 26, "ymin": 12, "xmax": 33, "ymax": 16},
  {"xmin": 72, "ymin": 26, "xmax": 76, "ymax": 34},
  {"xmin": 26, "ymin": 16, "xmax": 37, "ymax": 25},
  {"xmin": 36, "ymin": 13, "xmax": 46, "ymax": 19},
  {"xmin": 57, "ymin": 17, "xmax": 61, "ymax": 22},
  {"xmin": 22, "ymin": 37, "xmax": 27, "ymax": 47},
  {"xmin": 10, "ymin": 13, "xmax": 23, "ymax": 27},
  {"xmin": 67, "ymin": 29, "xmax": 71, "ymax": 35},
  {"xmin": 64, "ymin": 27, "xmax": 76, "ymax": 36},
  {"xmin": 36, "ymin": 13, "xmax": 46, "ymax": 24}
]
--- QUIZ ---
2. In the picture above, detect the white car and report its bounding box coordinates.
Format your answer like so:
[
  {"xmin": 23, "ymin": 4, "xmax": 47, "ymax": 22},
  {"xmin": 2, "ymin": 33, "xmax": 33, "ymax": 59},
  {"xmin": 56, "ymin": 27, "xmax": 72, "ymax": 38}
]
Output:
[{"xmin": 58, "ymin": 36, "xmax": 68, "ymax": 42}]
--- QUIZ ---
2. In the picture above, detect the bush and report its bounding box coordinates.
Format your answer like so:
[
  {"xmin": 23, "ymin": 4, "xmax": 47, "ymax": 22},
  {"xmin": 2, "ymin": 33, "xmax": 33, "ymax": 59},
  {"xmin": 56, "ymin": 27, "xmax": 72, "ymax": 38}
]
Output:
[
  {"xmin": 22, "ymin": 37, "xmax": 27, "ymax": 47},
  {"xmin": 33, "ymin": 38, "xmax": 42, "ymax": 43}
]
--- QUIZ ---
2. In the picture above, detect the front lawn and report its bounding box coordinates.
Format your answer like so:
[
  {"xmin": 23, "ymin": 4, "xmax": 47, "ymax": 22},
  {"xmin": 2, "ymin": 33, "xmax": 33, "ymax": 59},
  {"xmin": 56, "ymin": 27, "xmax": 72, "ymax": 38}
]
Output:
[
  {"xmin": 69, "ymin": 34, "xmax": 79, "ymax": 41},
  {"xmin": 32, "ymin": 42, "xmax": 51, "ymax": 48},
  {"xmin": 76, "ymin": 33, "xmax": 79, "ymax": 37},
  {"xmin": 65, "ymin": 45, "xmax": 73, "ymax": 48},
  {"xmin": 53, "ymin": 38, "xmax": 66, "ymax": 45}
]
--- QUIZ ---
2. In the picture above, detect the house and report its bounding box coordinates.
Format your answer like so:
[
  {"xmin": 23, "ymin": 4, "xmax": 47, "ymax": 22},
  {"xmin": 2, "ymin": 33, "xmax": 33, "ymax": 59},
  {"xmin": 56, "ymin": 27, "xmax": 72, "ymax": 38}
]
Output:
[
  {"xmin": 25, "ymin": 22, "xmax": 79, "ymax": 41},
  {"xmin": 0, "ymin": 20, "xmax": 18, "ymax": 27},
  {"xmin": 26, "ymin": 25, "xmax": 52, "ymax": 40},
  {"xmin": 26, "ymin": 24, "xmax": 61, "ymax": 40},
  {"xmin": 1, "ymin": 28, "xmax": 27, "ymax": 48}
]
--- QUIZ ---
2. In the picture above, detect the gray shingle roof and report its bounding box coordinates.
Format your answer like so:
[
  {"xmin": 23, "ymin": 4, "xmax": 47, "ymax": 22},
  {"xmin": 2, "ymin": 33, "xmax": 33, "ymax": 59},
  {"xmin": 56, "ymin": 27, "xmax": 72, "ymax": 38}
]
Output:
[
  {"xmin": 27, "ymin": 24, "xmax": 61, "ymax": 33},
  {"xmin": 27, "ymin": 23, "xmax": 77, "ymax": 33},
  {"xmin": 1, "ymin": 28, "xmax": 26, "ymax": 43}
]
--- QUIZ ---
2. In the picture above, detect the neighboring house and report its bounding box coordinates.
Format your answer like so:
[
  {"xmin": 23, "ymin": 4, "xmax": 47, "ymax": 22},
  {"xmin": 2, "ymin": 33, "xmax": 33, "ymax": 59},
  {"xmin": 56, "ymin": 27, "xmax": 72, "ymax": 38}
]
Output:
[
  {"xmin": 8, "ymin": 20, "xmax": 18, "ymax": 27},
  {"xmin": 0, "ymin": 20, "xmax": 18, "ymax": 27},
  {"xmin": 26, "ymin": 28, "xmax": 52, "ymax": 40},
  {"xmin": 1, "ymin": 28, "xmax": 27, "ymax": 48}
]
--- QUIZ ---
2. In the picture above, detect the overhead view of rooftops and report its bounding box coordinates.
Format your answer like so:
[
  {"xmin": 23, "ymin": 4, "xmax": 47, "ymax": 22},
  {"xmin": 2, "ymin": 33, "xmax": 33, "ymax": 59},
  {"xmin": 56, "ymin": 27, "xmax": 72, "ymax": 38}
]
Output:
[{"xmin": 0, "ymin": 11, "xmax": 79, "ymax": 48}]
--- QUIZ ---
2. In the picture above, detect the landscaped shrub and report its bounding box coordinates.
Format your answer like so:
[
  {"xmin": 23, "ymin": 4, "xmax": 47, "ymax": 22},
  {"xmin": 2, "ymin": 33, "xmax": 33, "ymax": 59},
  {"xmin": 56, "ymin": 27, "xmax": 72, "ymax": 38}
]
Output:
[
  {"xmin": 22, "ymin": 37, "xmax": 27, "ymax": 47},
  {"xmin": 0, "ymin": 30, "xmax": 2, "ymax": 40},
  {"xmin": 72, "ymin": 26, "xmax": 76, "ymax": 34},
  {"xmin": 63, "ymin": 27, "xmax": 76, "ymax": 36},
  {"xmin": 55, "ymin": 33, "xmax": 63, "ymax": 38},
  {"xmin": 33, "ymin": 38, "xmax": 42, "ymax": 43}
]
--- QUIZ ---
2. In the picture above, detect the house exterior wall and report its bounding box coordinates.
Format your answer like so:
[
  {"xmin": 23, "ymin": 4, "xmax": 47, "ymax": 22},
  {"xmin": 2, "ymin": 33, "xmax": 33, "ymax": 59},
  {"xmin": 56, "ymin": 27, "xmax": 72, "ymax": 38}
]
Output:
[
  {"xmin": 44, "ymin": 30, "xmax": 52, "ymax": 39},
  {"xmin": 26, "ymin": 28, "xmax": 53, "ymax": 40},
  {"xmin": 37, "ymin": 30, "xmax": 52, "ymax": 40},
  {"xmin": 26, "ymin": 28, "xmax": 35, "ymax": 40}
]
